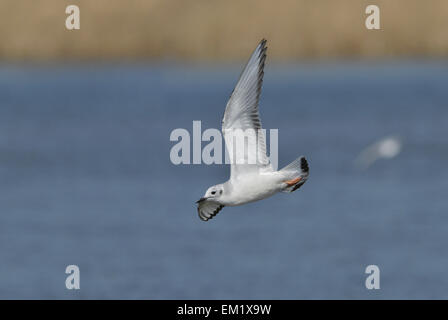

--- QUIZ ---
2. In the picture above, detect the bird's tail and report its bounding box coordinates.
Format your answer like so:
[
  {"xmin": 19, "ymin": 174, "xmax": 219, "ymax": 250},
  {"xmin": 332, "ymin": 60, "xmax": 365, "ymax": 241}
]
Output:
[{"xmin": 279, "ymin": 156, "xmax": 309, "ymax": 193}]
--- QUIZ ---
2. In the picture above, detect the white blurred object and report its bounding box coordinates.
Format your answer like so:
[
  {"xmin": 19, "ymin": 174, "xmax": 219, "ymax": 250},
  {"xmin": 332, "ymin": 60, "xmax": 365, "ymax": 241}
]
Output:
[{"xmin": 355, "ymin": 136, "xmax": 402, "ymax": 169}]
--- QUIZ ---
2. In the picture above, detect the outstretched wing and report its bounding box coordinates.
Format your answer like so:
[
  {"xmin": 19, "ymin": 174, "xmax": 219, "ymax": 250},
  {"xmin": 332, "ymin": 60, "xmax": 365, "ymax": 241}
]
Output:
[
  {"xmin": 197, "ymin": 200, "xmax": 225, "ymax": 221},
  {"xmin": 222, "ymin": 39, "xmax": 272, "ymax": 180}
]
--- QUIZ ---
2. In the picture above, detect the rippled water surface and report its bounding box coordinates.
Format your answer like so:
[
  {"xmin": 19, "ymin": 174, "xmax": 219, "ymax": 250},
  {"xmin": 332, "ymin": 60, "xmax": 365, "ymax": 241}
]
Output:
[{"xmin": 0, "ymin": 62, "xmax": 447, "ymax": 299}]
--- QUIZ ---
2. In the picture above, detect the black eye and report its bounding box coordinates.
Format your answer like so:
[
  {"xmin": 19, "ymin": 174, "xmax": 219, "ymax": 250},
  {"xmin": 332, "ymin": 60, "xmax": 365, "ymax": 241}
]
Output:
[
  {"xmin": 211, "ymin": 191, "xmax": 216, "ymax": 195},
  {"xmin": 220, "ymin": 190, "xmax": 223, "ymax": 195}
]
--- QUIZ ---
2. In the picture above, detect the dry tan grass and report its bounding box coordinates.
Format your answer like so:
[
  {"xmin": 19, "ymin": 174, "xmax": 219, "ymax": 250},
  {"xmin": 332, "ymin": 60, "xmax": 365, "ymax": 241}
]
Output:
[{"xmin": 1, "ymin": 0, "xmax": 448, "ymax": 61}]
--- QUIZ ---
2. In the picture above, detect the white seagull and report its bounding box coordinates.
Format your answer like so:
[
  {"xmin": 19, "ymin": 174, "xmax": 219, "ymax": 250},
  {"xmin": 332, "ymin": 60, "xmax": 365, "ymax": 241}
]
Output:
[
  {"xmin": 197, "ymin": 39, "xmax": 309, "ymax": 221},
  {"xmin": 354, "ymin": 135, "xmax": 402, "ymax": 169}
]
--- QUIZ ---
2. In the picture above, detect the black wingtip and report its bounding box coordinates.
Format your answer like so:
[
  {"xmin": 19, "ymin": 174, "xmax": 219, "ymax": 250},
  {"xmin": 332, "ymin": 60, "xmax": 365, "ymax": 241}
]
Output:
[
  {"xmin": 259, "ymin": 39, "xmax": 268, "ymax": 53},
  {"xmin": 301, "ymin": 157, "xmax": 309, "ymax": 173},
  {"xmin": 198, "ymin": 204, "xmax": 225, "ymax": 222}
]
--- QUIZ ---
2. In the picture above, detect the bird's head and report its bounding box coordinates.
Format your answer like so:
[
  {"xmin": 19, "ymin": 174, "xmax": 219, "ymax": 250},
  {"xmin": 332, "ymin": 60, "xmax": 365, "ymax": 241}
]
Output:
[{"xmin": 196, "ymin": 184, "xmax": 225, "ymax": 203}]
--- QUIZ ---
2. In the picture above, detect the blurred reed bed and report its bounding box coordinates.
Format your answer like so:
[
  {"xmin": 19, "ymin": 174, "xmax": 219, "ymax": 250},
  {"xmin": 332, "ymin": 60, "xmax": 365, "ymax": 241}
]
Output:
[{"xmin": 0, "ymin": 0, "xmax": 447, "ymax": 61}]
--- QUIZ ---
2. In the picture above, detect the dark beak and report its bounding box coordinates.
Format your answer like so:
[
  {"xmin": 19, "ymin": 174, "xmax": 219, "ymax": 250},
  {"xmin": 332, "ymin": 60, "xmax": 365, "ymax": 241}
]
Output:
[{"xmin": 196, "ymin": 197, "xmax": 207, "ymax": 204}]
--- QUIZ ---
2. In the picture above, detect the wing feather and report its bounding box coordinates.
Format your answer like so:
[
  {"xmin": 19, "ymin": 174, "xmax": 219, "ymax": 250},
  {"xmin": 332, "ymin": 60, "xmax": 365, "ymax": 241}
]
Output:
[
  {"xmin": 197, "ymin": 200, "xmax": 225, "ymax": 221},
  {"xmin": 222, "ymin": 39, "xmax": 272, "ymax": 180}
]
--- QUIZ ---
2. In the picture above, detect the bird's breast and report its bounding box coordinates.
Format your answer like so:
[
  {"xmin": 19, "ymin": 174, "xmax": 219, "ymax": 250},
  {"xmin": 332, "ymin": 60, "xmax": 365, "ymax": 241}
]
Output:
[{"xmin": 225, "ymin": 174, "xmax": 282, "ymax": 206}]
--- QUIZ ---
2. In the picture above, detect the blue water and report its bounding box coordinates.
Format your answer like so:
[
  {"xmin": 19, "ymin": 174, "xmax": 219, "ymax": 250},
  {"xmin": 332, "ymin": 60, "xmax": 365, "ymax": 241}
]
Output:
[{"xmin": 0, "ymin": 62, "xmax": 447, "ymax": 299}]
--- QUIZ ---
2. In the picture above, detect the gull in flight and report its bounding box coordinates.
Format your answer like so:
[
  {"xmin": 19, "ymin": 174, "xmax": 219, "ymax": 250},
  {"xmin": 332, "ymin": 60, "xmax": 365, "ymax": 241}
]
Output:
[
  {"xmin": 197, "ymin": 39, "xmax": 309, "ymax": 221},
  {"xmin": 354, "ymin": 135, "xmax": 402, "ymax": 169}
]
